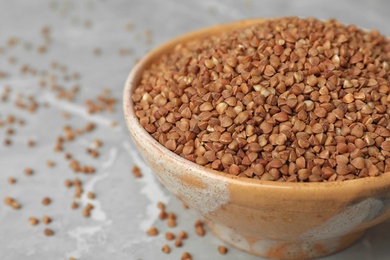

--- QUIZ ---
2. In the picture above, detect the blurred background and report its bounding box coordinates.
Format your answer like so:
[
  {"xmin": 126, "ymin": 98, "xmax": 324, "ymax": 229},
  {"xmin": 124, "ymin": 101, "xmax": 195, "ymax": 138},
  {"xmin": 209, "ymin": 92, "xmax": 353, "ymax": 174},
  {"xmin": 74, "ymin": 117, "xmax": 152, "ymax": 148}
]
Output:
[{"xmin": 0, "ymin": 0, "xmax": 389, "ymax": 259}]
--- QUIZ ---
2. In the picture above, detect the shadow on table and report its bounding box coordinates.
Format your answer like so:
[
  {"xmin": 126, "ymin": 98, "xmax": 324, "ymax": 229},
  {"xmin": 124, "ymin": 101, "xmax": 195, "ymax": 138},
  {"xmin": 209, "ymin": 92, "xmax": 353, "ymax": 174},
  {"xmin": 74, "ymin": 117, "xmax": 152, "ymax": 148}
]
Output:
[{"xmin": 322, "ymin": 220, "xmax": 390, "ymax": 260}]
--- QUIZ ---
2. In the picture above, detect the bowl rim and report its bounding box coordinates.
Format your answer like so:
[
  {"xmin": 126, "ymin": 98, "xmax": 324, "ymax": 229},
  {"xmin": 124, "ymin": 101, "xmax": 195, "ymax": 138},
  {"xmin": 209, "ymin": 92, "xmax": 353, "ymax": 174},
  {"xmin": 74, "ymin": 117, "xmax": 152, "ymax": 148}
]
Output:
[{"xmin": 123, "ymin": 17, "xmax": 390, "ymax": 190}]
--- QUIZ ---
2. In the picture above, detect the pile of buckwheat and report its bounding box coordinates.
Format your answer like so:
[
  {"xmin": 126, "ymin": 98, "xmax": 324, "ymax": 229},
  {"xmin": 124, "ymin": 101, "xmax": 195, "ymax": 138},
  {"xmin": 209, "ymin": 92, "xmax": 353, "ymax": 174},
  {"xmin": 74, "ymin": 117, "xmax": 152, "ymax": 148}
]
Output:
[{"xmin": 132, "ymin": 17, "xmax": 390, "ymax": 182}]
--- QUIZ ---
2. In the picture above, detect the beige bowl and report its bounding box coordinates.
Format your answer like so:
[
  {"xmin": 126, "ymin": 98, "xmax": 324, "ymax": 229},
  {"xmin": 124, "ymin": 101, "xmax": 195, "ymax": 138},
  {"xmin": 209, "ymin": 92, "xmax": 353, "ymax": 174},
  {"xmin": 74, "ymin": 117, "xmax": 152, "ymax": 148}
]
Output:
[{"xmin": 123, "ymin": 19, "xmax": 390, "ymax": 259}]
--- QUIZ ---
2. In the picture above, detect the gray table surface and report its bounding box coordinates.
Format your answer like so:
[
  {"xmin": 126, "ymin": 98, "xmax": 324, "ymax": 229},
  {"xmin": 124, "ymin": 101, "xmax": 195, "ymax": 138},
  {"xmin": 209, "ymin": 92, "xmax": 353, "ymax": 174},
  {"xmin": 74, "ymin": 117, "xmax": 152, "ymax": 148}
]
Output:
[{"xmin": 1, "ymin": 0, "xmax": 390, "ymax": 259}]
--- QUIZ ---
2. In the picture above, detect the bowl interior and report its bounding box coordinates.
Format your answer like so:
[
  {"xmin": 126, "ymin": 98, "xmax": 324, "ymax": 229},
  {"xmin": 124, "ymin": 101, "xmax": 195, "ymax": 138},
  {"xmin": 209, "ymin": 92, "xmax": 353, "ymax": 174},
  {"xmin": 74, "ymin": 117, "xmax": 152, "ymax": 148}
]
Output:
[{"xmin": 123, "ymin": 18, "xmax": 390, "ymax": 194}]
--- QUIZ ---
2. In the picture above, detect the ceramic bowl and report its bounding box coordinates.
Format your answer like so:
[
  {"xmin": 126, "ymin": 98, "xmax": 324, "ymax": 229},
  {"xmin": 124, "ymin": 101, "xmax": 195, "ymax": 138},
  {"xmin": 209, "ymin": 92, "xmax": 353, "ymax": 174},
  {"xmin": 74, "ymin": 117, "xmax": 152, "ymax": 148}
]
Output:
[{"xmin": 123, "ymin": 19, "xmax": 390, "ymax": 259}]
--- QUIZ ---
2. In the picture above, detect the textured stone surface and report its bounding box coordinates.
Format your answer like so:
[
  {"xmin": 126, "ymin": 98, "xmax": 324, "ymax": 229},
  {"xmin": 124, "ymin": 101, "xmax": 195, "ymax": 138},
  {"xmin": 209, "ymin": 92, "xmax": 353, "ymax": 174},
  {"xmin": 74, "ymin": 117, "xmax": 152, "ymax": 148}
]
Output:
[{"xmin": 0, "ymin": 0, "xmax": 389, "ymax": 259}]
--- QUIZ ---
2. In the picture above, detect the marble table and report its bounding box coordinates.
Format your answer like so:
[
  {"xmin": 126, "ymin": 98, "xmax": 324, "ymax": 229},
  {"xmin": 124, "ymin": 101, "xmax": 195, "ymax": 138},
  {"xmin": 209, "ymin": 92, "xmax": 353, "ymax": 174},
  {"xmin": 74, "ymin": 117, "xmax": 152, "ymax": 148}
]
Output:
[{"xmin": 0, "ymin": 0, "xmax": 389, "ymax": 259}]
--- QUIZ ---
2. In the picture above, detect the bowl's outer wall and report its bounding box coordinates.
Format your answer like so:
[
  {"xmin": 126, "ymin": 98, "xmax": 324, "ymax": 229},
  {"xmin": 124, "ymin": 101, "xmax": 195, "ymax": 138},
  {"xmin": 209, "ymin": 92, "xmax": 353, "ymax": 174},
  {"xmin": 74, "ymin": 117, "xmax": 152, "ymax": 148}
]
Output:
[{"xmin": 123, "ymin": 18, "xmax": 390, "ymax": 258}]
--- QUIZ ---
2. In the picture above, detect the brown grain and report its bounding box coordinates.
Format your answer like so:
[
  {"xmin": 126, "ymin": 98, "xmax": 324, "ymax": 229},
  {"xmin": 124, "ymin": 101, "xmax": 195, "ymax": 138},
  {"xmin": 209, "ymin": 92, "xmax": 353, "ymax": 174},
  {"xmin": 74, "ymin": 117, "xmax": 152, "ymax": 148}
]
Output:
[
  {"xmin": 181, "ymin": 252, "xmax": 192, "ymax": 260},
  {"xmin": 133, "ymin": 17, "xmax": 390, "ymax": 182},
  {"xmin": 24, "ymin": 168, "xmax": 34, "ymax": 176},
  {"xmin": 218, "ymin": 245, "xmax": 228, "ymax": 255},
  {"xmin": 174, "ymin": 238, "xmax": 183, "ymax": 247},
  {"xmin": 178, "ymin": 230, "xmax": 188, "ymax": 239},
  {"xmin": 71, "ymin": 201, "xmax": 79, "ymax": 209},
  {"xmin": 146, "ymin": 227, "xmax": 159, "ymax": 236},
  {"xmin": 29, "ymin": 217, "xmax": 39, "ymax": 226},
  {"xmin": 42, "ymin": 197, "xmax": 52, "ymax": 206},
  {"xmin": 161, "ymin": 244, "xmax": 170, "ymax": 254},
  {"xmin": 42, "ymin": 216, "xmax": 52, "ymax": 224},
  {"xmin": 165, "ymin": 232, "xmax": 175, "ymax": 240},
  {"xmin": 44, "ymin": 228, "xmax": 54, "ymax": 236},
  {"xmin": 87, "ymin": 192, "xmax": 95, "ymax": 199},
  {"xmin": 132, "ymin": 165, "xmax": 142, "ymax": 178}
]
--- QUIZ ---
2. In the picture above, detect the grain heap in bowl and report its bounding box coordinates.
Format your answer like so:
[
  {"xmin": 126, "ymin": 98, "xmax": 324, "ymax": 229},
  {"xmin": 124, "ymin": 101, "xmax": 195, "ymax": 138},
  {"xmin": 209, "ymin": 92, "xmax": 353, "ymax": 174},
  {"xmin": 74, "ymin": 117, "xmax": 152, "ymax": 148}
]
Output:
[{"xmin": 132, "ymin": 17, "xmax": 390, "ymax": 182}]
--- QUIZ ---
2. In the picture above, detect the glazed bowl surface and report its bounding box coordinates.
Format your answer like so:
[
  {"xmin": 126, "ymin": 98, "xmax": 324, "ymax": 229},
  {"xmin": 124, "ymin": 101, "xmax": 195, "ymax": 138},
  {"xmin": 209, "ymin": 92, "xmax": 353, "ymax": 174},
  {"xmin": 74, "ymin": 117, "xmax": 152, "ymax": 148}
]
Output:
[{"xmin": 123, "ymin": 18, "xmax": 390, "ymax": 259}]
